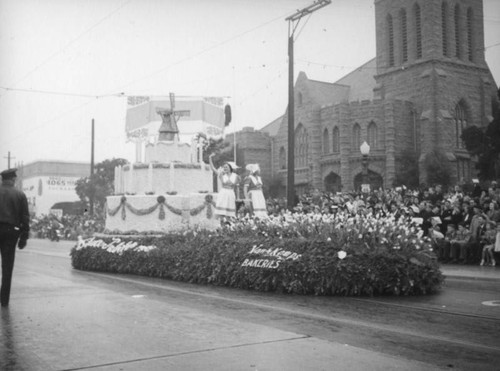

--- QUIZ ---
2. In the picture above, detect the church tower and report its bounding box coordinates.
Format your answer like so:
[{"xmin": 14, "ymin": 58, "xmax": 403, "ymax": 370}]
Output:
[{"xmin": 373, "ymin": 0, "xmax": 497, "ymax": 184}]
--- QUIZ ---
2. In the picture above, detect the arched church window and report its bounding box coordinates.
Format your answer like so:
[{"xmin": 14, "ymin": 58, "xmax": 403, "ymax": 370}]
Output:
[
  {"xmin": 352, "ymin": 123, "xmax": 361, "ymax": 151},
  {"xmin": 400, "ymin": 9, "xmax": 408, "ymax": 63},
  {"xmin": 332, "ymin": 126, "xmax": 340, "ymax": 153},
  {"xmin": 279, "ymin": 147, "xmax": 286, "ymax": 170},
  {"xmin": 442, "ymin": 2, "xmax": 449, "ymax": 57},
  {"xmin": 454, "ymin": 101, "xmax": 467, "ymax": 149},
  {"xmin": 295, "ymin": 124, "xmax": 308, "ymax": 168},
  {"xmin": 323, "ymin": 128, "xmax": 330, "ymax": 154},
  {"xmin": 298, "ymin": 92, "xmax": 303, "ymax": 106},
  {"xmin": 414, "ymin": 3, "xmax": 422, "ymax": 59},
  {"xmin": 387, "ymin": 14, "xmax": 395, "ymax": 67},
  {"xmin": 367, "ymin": 121, "xmax": 378, "ymax": 149},
  {"xmin": 467, "ymin": 7, "xmax": 474, "ymax": 62},
  {"xmin": 454, "ymin": 4, "xmax": 461, "ymax": 59}
]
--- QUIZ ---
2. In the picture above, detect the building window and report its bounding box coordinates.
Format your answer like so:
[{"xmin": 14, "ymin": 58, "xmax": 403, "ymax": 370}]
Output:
[
  {"xmin": 323, "ymin": 128, "xmax": 330, "ymax": 154},
  {"xmin": 457, "ymin": 158, "xmax": 471, "ymax": 182},
  {"xmin": 400, "ymin": 9, "xmax": 408, "ymax": 63},
  {"xmin": 279, "ymin": 147, "xmax": 286, "ymax": 169},
  {"xmin": 455, "ymin": 4, "xmax": 461, "ymax": 59},
  {"xmin": 332, "ymin": 126, "xmax": 340, "ymax": 153},
  {"xmin": 295, "ymin": 124, "xmax": 308, "ymax": 168},
  {"xmin": 298, "ymin": 92, "xmax": 303, "ymax": 106},
  {"xmin": 454, "ymin": 101, "xmax": 467, "ymax": 148},
  {"xmin": 467, "ymin": 7, "xmax": 474, "ymax": 61},
  {"xmin": 442, "ymin": 1, "xmax": 449, "ymax": 56},
  {"xmin": 367, "ymin": 121, "xmax": 378, "ymax": 149},
  {"xmin": 415, "ymin": 3, "xmax": 422, "ymax": 59},
  {"xmin": 352, "ymin": 123, "xmax": 361, "ymax": 151},
  {"xmin": 387, "ymin": 14, "xmax": 395, "ymax": 67}
]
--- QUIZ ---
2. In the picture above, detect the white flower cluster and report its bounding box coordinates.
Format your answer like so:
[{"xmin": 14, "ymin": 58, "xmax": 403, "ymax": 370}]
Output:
[{"xmin": 220, "ymin": 209, "xmax": 432, "ymax": 256}]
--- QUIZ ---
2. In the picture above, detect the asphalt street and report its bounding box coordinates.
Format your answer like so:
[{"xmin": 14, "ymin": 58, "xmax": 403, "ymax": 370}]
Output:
[{"xmin": 1, "ymin": 239, "xmax": 499, "ymax": 371}]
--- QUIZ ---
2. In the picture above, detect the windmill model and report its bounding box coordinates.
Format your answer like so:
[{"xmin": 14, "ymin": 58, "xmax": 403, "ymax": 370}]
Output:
[{"xmin": 156, "ymin": 93, "xmax": 190, "ymax": 142}]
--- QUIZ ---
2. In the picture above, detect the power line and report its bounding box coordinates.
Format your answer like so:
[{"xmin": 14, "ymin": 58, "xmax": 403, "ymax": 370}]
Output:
[
  {"xmin": 101, "ymin": 11, "xmax": 291, "ymax": 95},
  {"xmin": 5, "ymin": 0, "xmax": 133, "ymax": 91},
  {"xmin": 485, "ymin": 41, "xmax": 500, "ymax": 50},
  {"xmin": 0, "ymin": 86, "xmax": 101, "ymax": 99},
  {"xmin": 0, "ymin": 98, "xmax": 97, "ymax": 147}
]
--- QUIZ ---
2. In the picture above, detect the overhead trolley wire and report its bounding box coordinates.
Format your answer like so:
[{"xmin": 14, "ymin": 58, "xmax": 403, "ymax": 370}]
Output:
[
  {"xmin": 3, "ymin": 0, "xmax": 134, "ymax": 92},
  {"xmin": 101, "ymin": 10, "xmax": 291, "ymax": 96}
]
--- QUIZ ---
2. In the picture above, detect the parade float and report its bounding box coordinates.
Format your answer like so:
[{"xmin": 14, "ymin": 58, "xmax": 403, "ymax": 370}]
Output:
[
  {"xmin": 71, "ymin": 95, "xmax": 443, "ymax": 296},
  {"xmin": 105, "ymin": 104, "xmax": 219, "ymax": 234}
]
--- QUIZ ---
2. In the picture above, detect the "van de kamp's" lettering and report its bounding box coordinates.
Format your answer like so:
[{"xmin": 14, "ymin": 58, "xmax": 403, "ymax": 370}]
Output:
[
  {"xmin": 76, "ymin": 237, "xmax": 156, "ymax": 254},
  {"xmin": 241, "ymin": 245, "xmax": 302, "ymax": 269}
]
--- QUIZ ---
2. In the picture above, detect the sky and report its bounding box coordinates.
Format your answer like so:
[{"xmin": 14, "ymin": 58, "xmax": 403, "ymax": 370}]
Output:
[{"xmin": 0, "ymin": 0, "xmax": 499, "ymax": 168}]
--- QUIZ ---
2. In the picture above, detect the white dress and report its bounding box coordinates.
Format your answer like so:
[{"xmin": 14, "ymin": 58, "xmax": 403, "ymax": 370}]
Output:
[
  {"xmin": 246, "ymin": 175, "xmax": 267, "ymax": 218},
  {"xmin": 215, "ymin": 171, "xmax": 238, "ymax": 218}
]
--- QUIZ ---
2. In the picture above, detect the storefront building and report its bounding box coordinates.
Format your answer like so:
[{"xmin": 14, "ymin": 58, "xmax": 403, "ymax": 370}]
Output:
[{"xmin": 18, "ymin": 161, "xmax": 89, "ymax": 216}]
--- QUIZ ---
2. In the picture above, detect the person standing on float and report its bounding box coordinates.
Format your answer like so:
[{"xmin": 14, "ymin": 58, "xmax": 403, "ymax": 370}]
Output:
[
  {"xmin": 243, "ymin": 164, "xmax": 267, "ymax": 218},
  {"xmin": 209, "ymin": 153, "xmax": 239, "ymax": 220}
]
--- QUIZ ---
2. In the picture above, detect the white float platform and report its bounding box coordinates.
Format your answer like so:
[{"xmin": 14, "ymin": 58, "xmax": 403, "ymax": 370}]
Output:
[{"xmin": 105, "ymin": 193, "xmax": 220, "ymax": 233}]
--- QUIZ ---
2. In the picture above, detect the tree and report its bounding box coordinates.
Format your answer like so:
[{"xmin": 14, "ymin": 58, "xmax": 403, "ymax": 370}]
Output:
[
  {"xmin": 75, "ymin": 158, "xmax": 128, "ymax": 213},
  {"xmin": 201, "ymin": 137, "xmax": 234, "ymax": 165},
  {"xmin": 461, "ymin": 88, "xmax": 500, "ymax": 180},
  {"xmin": 266, "ymin": 176, "xmax": 284, "ymax": 198},
  {"xmin": 394, "ymin": 151, "xmax": 419, "ymax": 188},
  {"xmin": 424, "ymin": 150, "xmax": 452, "ymax": 188}
]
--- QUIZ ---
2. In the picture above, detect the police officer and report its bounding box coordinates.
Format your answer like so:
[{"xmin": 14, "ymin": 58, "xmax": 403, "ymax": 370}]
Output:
[{"xmin": 0, "ymin": 168, "xmax": 30, "ymax": 308}]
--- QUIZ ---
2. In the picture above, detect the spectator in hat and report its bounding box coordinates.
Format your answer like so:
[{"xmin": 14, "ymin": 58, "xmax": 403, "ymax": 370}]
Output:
[
  {"xmin": 450, "ymin": 222, "xmax": 472, "ymax": 264},
  {"xmin": 440, "ymin": 224, "xmax": 457, "ymax": 263},
  {"xmin": 0, "ymin": 168, "xmax": 30, "ymax": 308},
  {"xmin": 440, "ymin": 200, "xmax": 454, "ymax": 233},
  {"xmin": 485, "ymin": 201, "xmax": 500, "ymax": 223},
  {"xmin": 429, "ymin": 216, "xmax": 446, "ymax": 261},
  {"xmin": 480, "ymin": 221, "xmax": 498, "ymax": 266}
]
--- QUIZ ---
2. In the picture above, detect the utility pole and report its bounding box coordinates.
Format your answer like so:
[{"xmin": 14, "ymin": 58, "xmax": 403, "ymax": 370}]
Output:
[
  {"xmin": 90, "ymin": 119, "xmax": 95, "ymax": 215},
  {"xmin": 4, "ymin": 151, "xmax": 15, "ymax": 169},
  {"xmin": 285, "ymin": 0, "xmax": 331, "ymax": 211}
]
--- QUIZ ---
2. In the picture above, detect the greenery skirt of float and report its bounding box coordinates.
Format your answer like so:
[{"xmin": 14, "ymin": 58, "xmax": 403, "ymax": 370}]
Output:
[{"xmin": 71, "ymin": 213, "xmax": 443, "ymax": 296}]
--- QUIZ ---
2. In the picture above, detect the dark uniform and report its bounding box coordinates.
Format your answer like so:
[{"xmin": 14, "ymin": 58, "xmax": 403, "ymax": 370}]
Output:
[{"xmin": 0, "ymin": 168, "xmax": 30, "ymax": 307}]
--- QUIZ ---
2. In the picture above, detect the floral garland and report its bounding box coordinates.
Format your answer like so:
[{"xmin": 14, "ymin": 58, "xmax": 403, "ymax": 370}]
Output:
[
  {"xmin": 190, "ymin": 194, "xmax": 216, "ymax": 219},
  {"xmin": 124, "ymin": 163, "xmax": 206, "ymax": 170},
  {"xmin": 106, "ymin": 194, "xmax": 215, "ymax": 220}
]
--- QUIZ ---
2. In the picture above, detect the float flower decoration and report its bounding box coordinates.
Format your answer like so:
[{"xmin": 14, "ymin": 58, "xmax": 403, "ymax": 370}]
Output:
[
  {"xmin": 73, "ymin": 207, "xmax": 443, "ymax": 296},
  {"xmin": 220, "ymin": 210, "xmax": 433, "ymax": 259},
  {"xmin": 189, "ymin": 194, "xmax": 216, "ymax": 219},
  {"xmin": 106, "ymin": 194, "xmax": 219, "ymax": 221}
]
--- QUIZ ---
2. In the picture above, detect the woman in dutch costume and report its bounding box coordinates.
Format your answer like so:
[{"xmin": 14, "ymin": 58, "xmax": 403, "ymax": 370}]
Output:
[
  {"xmin": 243, "ymin": 164, "xmax": 267, "ymax": 218},
  {"xmin": 209, "ymin": 153, "xmax": 239, "ymax": 220}
]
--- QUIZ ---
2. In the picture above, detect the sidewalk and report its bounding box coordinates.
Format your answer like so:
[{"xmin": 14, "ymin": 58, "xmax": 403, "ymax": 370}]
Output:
[{"xmin": 440, "ymin": 263, "xmax": 500, "ymax": 281}]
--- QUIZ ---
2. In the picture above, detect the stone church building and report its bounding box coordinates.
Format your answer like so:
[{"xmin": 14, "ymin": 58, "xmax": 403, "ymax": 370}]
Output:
[{"xmin": 231, "ymin": 0, "xmax": 498, "ymax": 196}]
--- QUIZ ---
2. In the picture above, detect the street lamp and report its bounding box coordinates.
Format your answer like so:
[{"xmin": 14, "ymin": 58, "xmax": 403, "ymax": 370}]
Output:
[{"xmin": 360, "ymin": 141, "xmax": 370, "ymax": 192}]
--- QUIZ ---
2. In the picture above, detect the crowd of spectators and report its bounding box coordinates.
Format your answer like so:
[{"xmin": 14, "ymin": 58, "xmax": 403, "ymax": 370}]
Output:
[
  {"xmin": 265, "ymin": 181, "xmax": 500, "ymax": 265},
  {"xmin": 30, "ymin": 213, "xmax": 104, "ymax": 241},
  {"xmin": 30, "ymin": 180, "xmax": 500, "ymax": 265}
]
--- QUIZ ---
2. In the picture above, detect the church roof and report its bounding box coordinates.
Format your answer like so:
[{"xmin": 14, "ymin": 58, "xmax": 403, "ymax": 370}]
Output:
[
  {"xmin": 305, "ymin": 77, "xmax": 350, "ymax": 106},
  {"xmin": 259, "ymin": 57, "xmax": 378, "ymax": 134},
  {"xmin": 334, "ymin": 58, "xmax": 377, "ymax": 102},
  {"xmin": 296, "ymin": 57, "xmax": 377, "ymax": 107},
  {"xmin": 260, "ymin": 116, "xmax": 282, "ymax": 137}
]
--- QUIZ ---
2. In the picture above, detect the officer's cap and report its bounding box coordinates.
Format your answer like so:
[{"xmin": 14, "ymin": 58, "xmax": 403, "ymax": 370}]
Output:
[{"xmin": 1, "ymin": 168, "xmax": 18, "ymax": 180}]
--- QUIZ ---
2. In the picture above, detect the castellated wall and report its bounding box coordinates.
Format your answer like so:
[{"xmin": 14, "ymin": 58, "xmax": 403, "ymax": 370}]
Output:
[
  {"xmin": 316, "ymin": 99, "xmax": 414, "ymax": 191},
  {"xmin": 227, "ymin": 128, "xmax": 272, "ymax": 182}
]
